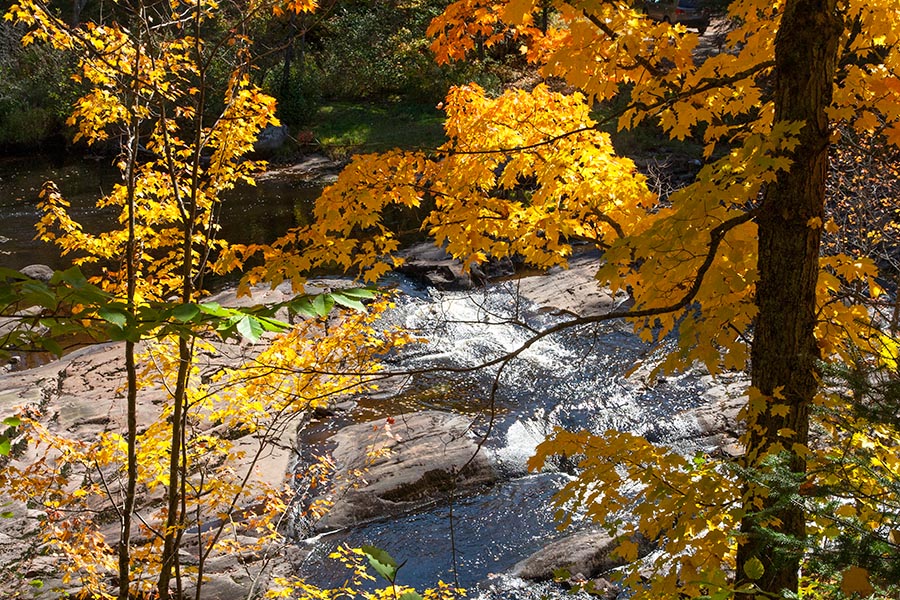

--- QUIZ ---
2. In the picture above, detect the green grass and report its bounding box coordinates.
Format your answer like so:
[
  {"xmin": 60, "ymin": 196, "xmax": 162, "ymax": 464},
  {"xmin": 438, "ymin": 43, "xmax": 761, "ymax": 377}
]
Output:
[{"xmin": 310, "ymin": 100, "xmax": 447, "ymax": 158}]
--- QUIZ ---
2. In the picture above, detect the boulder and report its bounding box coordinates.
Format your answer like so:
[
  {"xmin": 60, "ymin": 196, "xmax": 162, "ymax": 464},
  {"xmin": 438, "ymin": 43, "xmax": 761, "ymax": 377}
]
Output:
[
  {"xmin": 395, "ymin": 243, "xmax": 474, "ymax": 289},
  {"xmin": 258, "ymin": 154, "xmax": 346, "ymax": 185},
  {"xmin": 19, "ymin": 264, "xmax": 54, "ymax": 282},
  {"xmin": 511, "ymin": 529, "xmax": 639, "ymax": 582},
  {"xmin": 512, "ymin": 251, "xmax": 632, "ymax": 317},
  {"xmin": 669, "ymin": 372, "xmax": 747, "ymax": 458},
  {"xmin": 253, "ymin": 125, "xmax": 290, "ymax": 155},
  {"xmin": 308, "ymin": 411, "xmax": 499, "ymax": 531}
]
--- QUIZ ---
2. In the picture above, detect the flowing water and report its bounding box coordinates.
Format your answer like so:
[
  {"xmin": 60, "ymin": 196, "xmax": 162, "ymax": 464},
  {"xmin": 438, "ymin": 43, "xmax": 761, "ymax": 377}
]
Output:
[{"xmin": 292, "ymin": 280, "xmax": 711, "ymax": 597}]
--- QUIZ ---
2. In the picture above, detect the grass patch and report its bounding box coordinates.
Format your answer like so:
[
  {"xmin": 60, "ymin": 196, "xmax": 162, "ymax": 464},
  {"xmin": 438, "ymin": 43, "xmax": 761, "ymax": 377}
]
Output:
[
  {"xmin": 310, "ymin": 100, "xmax": 446, "ymax": 158},
  {"xmin": 307, "ymin": 95, "xmax": 703, "ymax": 168}
]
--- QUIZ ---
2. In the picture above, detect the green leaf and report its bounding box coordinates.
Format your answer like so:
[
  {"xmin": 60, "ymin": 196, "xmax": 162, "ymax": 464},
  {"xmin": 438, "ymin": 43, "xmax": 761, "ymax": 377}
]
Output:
[
  {"xmin": 52, "ymin": 267, "xmax": 86, "ymax": 287},
  {"xmin": 398, "ymin": 593, "xmax": 424, "ymax": 600},
  {"xmin": 290, "ymin": 297, "xmax": 318, "ymax": 319},
  {"xmin": 217, "ymin": 314, "xmax": 243, "ymax": 333},
  {"xmin": 3, "ymin": 417, "xmax": 21, "ymax": 427},
  {"xmin": 236, "ymin": 316, "xmax": 264, "ymax": 342},
  {"xmin": 69, "ymin": 284, "xmax": 109, "ymax": 305},
  {"xmin": 172, "ymin": 303, "xmax": 200, "ymax": 322},
  {"xmin": 107, "ymin": 326, "xmax": 130, "ymax": 342},
  {"xmin": 29, "ymin": 579, "xmax": 43, "ymax": 589},
  {"xmin": 362, "ymin": 545, "xmax": 397, "ymax": 568},
  {"xmin": 0, "ymin": 436, "xmax": 10, "ymax": 456},
  {"xmin": 21, "ymin": 282, "xmax": 56, "ymax": 308},
  {"xmin": 256, "ymin": 316, "xmax": 290, "ymax": 333},
  {"xmin": 0, "ymin": 286, "xmax": 17, "ymax": 306},
  {"xmin": 361, "ymin": 545, "xmax": 398, "ymax": 583},
  {"xmin": 98, "ymin": 307, "xmax": 128, "ymax": 327},
  {"xmin": 1, "ymin": 511, "xmax": 14, "ymax": 519},
  {"xmin": 743, "ymin": 556, "xmax": 765, "ymax": 580},
  {"xmin": 138, "ymin": 305, "xmax": 161, "ymax": 323},
  {"xmin": 332, "ymin": 292, "xmax": 366, "ymax": 312},
  {"xmin": 40, "ymin": 338, "xmax": 63, "ymax": 357},
  {"xmin": 198, "ymin": 302, "xmax": 230, "ymax": 317},
  {"xmin": 731, "ymin": 584, "xmax": 758, "ymax": 595},
  {"xmin": 0, "ymin": 267, "xmax": 27, "ymax": 281},
  {"xmin": 338, "ymin": 287, "xmax": 378, "ymax": 299},
  {"xmin": 311, "ymin": 293, "xmax": 335, "ymax": 317}
]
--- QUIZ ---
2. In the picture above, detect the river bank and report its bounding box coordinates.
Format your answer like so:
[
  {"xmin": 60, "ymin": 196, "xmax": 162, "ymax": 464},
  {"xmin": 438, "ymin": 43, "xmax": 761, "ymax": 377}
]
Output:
[{"xmin": 0, "ymin": 140, "xmax": 736, "ymax": 598}]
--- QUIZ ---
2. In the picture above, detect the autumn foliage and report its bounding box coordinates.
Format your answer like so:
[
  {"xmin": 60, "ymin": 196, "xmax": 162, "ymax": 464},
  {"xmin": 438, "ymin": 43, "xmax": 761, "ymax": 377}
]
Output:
[
  {"xmin": 0, "ymin": 0, "xmax": 442, "ymax": 598},
  {"xmin": 2, "ymin": 0, "xmax": 900, "ymax": 598}
]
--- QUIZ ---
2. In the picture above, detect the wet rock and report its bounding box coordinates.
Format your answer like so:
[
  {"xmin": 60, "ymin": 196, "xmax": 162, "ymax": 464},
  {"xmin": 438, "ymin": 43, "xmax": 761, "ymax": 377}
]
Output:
[
  {"xmin": 395, "ymin": 243, "xmax": 474, "ymax": 290},
  {"xmin": 184, "ymin": 573, "xmax": 251, "ymax": 600},
  {"xmin": 582, "ymin": 577, "xmax": 619, "ymax": 599},
  {"xmin": 310, "ymin": 411, "xmax": 499, "ymax": 531},
  {"xmin": 511, "ymin": 529, "xmax": 651, "ymax": 582},
  {"xmin": 19, "ymin": 264, "xmax": 54, "ymax": 282},
  {"xmin": 395, "ymin": 243, "xmax": 524, "ymax": 290},
  {"xmin": 258, "ymin": 154, "xmax": 346, "ymax": 185},
  {"xmin": 511, "ymin": 251, "xmax": 632, "ymax": 318},
  {"xmin": 669, "ymin": 372, "xmax": 747, "ymax": 458}
]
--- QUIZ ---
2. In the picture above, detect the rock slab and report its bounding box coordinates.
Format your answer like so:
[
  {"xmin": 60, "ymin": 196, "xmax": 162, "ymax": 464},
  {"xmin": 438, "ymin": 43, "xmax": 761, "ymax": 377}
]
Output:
[
  {"xmin": 512, "ymin": 529, "xmax": 627, "ymax": 581},
  {"xmin": 311, "ymin": 411, "xmax": 498, "ymax": 531}
]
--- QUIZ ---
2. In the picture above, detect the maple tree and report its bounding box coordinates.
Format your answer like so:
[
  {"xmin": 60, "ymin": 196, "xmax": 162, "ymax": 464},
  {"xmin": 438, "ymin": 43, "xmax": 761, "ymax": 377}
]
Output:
[
  {"xmin": 0, "ymin": 2, "xmax": 456, "ymax": 600},
  {"xmin": 237, "ymin": 0, "xmax": 900, "ymax": 598}
]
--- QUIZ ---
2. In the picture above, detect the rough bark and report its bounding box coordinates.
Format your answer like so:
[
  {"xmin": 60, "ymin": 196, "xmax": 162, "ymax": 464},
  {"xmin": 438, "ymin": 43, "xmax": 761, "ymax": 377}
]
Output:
[{"xmin": 737, "ymin": 0, "xmax": 843, "ymax": 596}]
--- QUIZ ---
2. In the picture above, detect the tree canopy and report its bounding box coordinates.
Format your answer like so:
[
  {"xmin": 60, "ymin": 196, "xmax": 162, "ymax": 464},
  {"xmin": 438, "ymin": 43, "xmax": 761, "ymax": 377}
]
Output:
[
  {"xmin": 238, "ymin": 0, "xmax": 900, "ymax": 597},
  {"xmin": 2, "ymin": 0, "xmax": 900, "ymax": 598}
]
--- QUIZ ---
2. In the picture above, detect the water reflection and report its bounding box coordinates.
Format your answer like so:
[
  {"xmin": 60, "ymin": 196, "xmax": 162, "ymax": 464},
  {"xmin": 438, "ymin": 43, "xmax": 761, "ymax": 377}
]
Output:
[
  {"xmin": 0, "ymin": 156, "xmax": 120, "ymax": 270},
  {"xmin": 0, "ymin": 155, "xmax": 322, "ymax": 272}
]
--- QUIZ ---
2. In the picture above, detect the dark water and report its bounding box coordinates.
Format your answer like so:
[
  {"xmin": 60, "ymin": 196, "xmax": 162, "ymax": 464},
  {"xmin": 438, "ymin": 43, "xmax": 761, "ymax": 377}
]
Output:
[
  {"xmin": 0, "ymin": 156, "xmax": 120, "ymax": 271},
  {"xmin": 0, "ymin": 155, "xmax": 322, "ymax": 272},
  {"xmin": 300, "ymin": 473, "xmax": 574, "ymax": 590}
]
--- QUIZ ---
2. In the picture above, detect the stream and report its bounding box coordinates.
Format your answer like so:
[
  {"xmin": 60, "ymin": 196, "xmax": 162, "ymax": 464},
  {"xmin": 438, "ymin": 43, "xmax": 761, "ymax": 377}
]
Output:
[
  {"xmin": 0, "ymin": 154, "xmax": 323, "ymax": 272},
  {"xmin": 1, "ymin": 155, "xmax": 712, "ymax": 598}
]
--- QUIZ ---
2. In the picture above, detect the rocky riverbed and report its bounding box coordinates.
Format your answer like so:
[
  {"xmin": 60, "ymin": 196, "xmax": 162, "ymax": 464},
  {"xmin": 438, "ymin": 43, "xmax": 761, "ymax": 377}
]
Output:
[{"xmin": 0, "ymin": 249, "xmax": 747, "ymax": 599}]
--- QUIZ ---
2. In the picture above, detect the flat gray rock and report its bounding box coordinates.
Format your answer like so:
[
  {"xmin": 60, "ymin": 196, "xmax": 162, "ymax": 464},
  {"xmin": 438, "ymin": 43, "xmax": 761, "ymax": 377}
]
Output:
[
  {"xmin": 669, "ymin": 372, "xmax": 747, "ymax": 457},
  {"xmin": 311, "ymin": 411, "xmax": 498, "ymax": 531},
  {"xmin": 512, "ymin": 530, "xmax": 622, "ymax": 581}
]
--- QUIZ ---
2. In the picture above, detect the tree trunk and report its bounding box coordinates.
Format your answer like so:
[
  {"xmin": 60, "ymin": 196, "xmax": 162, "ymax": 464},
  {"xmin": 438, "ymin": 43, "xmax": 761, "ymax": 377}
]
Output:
[
  {"xmin": 281, "ymin": 14, "xmax": 296, "ymax": 101},
  {"xmin": 736, "ymin": 0, "xmax": 843, "ymax": 596},
  {"xmin": 118, "ymin": 18, "xmax": 143, "ymax": 600}
]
